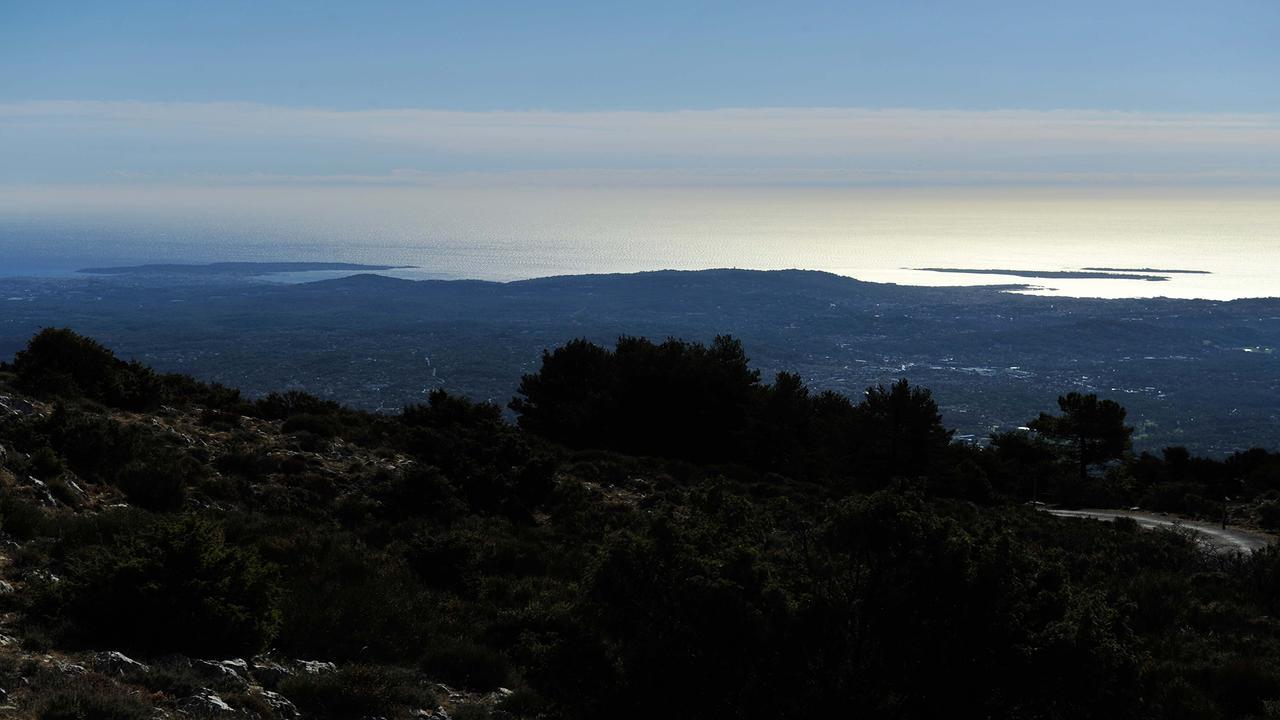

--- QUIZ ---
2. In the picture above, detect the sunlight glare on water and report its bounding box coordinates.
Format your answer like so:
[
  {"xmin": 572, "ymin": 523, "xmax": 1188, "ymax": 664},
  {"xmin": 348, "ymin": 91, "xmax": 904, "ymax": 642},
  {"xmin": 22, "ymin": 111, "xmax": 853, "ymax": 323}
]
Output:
[{"xmin": 1, "ymin": 185, "xmax": 1277, "ymax": 299}]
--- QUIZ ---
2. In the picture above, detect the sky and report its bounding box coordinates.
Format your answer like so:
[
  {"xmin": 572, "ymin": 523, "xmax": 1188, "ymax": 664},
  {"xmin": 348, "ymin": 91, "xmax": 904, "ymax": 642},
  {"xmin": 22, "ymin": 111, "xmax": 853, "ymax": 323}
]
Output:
[{"xmin": 1, "ymin": 0, "xmax": 1278, "ymax": 190}]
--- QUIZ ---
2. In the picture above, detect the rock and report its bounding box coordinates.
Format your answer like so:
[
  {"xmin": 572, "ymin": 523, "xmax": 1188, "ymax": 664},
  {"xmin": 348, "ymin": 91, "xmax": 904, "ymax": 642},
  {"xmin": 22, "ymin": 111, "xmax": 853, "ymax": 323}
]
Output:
[
  {"xmin": 251, "ymin": 658, "xmax": 293, "ymax": 687},
  {"xmin": 92, "ymin": 651, "xmax": 150, "ymax": 676},
  {"xmin": 192, "ymin": 659, "xmax": 250, "ymax": 687},
  {"xmin": 0, "ymin": 396, "xmax": 36, "ymax": 417},
  {"xmin": 177, "ymin": 689, "xmax": 235, "ymax": 715},
  {"xmin": 55, "ymin": 660, "xmax": 88, "ymax": 675},
  {"xmin": 217, "ymin": 658, "xmax": 251, "ymax": 678},
  {"xmin": 62, "ymin": 478, "xmax": 89, "ymax": 499},
  {"xmin": 296, "ymin": 659, "xmax": 336, "ymax": 675},
  {"xmin": 26, "ymin": 477, "xmax": 58, "ymax": 507},
  {"xmin": 433, "ymin": 683, "xmax": 466, "ymax": 701},
  {"xmin": 259, "ymin": 690, "xmax": 298, "ymax": 719},
  {"xmin": 29, "ymin": 569, "xmax": 60, "ymax": 584}
]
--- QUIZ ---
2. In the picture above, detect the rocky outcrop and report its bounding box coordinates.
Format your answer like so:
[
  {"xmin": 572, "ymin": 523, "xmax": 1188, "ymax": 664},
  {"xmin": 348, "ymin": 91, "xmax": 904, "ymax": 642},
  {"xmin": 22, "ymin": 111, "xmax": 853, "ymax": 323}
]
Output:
[
  {"xmin": 259, "ymin": 690, "xmax": 298, "ymax": 719},
  {"xmin": 177, "ymin": 688, "xmax": 235, "ymax": 715},
  {"xmin": 0, "ymin": 395, "xmax": 37, "ymax": 417},
  {"xmin": 190, "ymin": 659, "xmax": 251, "ymax": 689},
  {"xmin": 295, "ymin": 659, "xmax": 336, "ymax": 675},
  {"xmin": 54, "ymin": 660, "xmax": 87, "ymax": 675},
  {"xmin": 92, "ymin": 650, "xmax": 150, "ymax": 676},
  {"xmin": 250, "ymin": 657, "xmax": 293, "ymax": 688}
]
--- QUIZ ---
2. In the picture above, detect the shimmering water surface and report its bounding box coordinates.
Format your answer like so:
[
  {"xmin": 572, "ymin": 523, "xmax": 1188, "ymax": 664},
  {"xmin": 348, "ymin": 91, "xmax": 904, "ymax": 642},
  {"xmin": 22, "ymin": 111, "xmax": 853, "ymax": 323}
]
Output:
[{"xmin": 2, "ymin": 186, "xmax": 1277, "ymax": 299}]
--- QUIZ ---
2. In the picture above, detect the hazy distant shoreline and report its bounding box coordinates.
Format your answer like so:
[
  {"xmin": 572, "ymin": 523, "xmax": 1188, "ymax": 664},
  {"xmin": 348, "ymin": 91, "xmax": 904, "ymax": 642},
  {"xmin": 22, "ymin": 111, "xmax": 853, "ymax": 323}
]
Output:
[
  {"xmin": 0, "ymin": 260, "xmax": 1273, "ymax": 301},
  {"xmin": 1082, "ymin": 267, "xmax": 1212, "ymax": 275},
  {"xmin": 78, "ymin": 261, "xmax": 415, "ymax": 276},
  {"xmin": 912, "ymin": 267, "xmax": 1178, "ymax": 282}
]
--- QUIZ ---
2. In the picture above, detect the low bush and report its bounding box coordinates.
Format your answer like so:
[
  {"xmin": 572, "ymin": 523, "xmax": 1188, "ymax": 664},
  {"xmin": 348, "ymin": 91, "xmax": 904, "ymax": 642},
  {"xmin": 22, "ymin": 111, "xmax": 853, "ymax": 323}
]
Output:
[
  {"xmin": 282, "ymin": 412, "xmax": 343, "ymax": 438},
  {"xmin": 0, "ymin": 493, "xmax": 50, "ymax": 540},
  {"xmin": 259, "ymin": 528, "xmax": 440, "ymax": 661},
  {"xmin": 421, "ymin": 638, "xmax": 511, "ymax": 691},
  {"xmin": 497, "ymin": 688, "xmax": 551, "ymax": 717},
  {"xmin": 1259, "ymin": 500, "xmax": 1280, "ymax": 532},
  {"xmin": 113, "ymin": 459, "xmax": 189, "ymax": 511},
  {"xmin": 33, "ymin": 514, "xmax": 281, "ymax": 656},
  {"xmin": 26, "ymin": 446, "xmax": 66, "ymax": 480},
  {"xmin": 279, "ymin": 664, "xmax": 437, "ymax": 719},
  {"xmin": 255, "ymin": 390, "xmax": 341, "ymax": 420},
  {"xmin": 32, "ymin": 679, "xmax": 152, "ymax": 720}
]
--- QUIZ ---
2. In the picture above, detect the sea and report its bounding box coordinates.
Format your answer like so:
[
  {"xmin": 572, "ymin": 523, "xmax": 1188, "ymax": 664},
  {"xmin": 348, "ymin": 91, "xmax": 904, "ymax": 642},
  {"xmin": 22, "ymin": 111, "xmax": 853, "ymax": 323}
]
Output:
[{"xmin": 2, "ymin": 185, "xmax": 1277, "ymax": 300}]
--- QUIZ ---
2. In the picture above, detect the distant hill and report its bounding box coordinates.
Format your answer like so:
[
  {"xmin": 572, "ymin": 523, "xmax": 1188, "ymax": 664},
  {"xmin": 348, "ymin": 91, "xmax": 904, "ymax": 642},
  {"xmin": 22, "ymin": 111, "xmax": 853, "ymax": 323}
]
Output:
[{"xmin": 78, "ymin": 261, "xmax": 413, "ymax": 276}]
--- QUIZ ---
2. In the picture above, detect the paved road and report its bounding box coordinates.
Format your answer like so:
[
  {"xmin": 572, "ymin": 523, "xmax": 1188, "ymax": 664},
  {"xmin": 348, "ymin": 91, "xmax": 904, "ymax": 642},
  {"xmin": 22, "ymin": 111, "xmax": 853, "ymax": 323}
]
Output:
[{"xmin": 1041, "ymin": 508, "xmax": 1273, "ymax": 553}]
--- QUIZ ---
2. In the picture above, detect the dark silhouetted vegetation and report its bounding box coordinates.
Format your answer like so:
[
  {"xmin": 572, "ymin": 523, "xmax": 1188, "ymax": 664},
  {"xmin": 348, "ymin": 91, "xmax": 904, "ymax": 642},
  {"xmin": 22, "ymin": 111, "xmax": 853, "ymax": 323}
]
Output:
[
  {"xmin": 1031, "ymin": 392, "xmax": 1134, "ymax": 480},
  {"xmin": 29, "ymin": 514, "xmax": 281, "ymax": 656},
  {"xmin": 511, "ymin": 336, "xmax": 954, "ymax": 486},
  {"xmin": 2, "ymin": 329, "xmax": 1280, "ymax": 719}
]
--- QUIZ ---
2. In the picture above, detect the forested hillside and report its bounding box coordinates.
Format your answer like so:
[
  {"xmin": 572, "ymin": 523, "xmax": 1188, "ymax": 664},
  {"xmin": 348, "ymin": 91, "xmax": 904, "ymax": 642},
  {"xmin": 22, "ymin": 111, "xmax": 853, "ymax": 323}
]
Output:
[
  {"xmin": 2, "ymin": 329, "xmax": 1280, "ymax": 719},
  {"xmin": 2, "ymin": 268, "xmax": 1276, "ymax": 454}
]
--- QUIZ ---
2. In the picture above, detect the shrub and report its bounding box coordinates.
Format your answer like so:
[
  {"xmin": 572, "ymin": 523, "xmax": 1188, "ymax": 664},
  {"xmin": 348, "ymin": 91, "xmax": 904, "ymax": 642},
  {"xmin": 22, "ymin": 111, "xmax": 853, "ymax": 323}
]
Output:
[
  {"xmin": 26, "ymin": 446, "xmax": 66, "ymax": 480},
  {"xmin": 255, "ymin": 390, "xmax": 341, "ymax": 420},
  {"xmin": 0, "ymin": 493, "xmax": 49, "ymax": 540},
  {"xmin": 497, "ymin": 688, "xmax": 551, "ymax": 718},
  {"xmin": 159, "ymin": 373, "xmax": 246, "ymax": 411},
  {"xmin": 36, "ymin": 515, "xmax": 281, "ymax": 656},
  {"xmin": 32, "ymin": 680, "xmax": 152, "ymax": 720},
  {"xmin": 279, "ymin": 664, "xmax": 437, "ymax": 719},
  {"xmin": 113, "ymin": 460, "xmax": 188, "ymax": 512},
  {"xmin": 421, "ymin": 638, "xmax": 511, "ymax": 691},
  {"xmin": 1259, "ymin": 501, "xmax": 1280, "ymax": 532},
  {"xmin": 198, "ymin": 408, "xmax": 243, "ymax": 431},
  {"xmin": 262, "ymin": 529, "xmax": 440, "ymax": 661},
  {"xmin": 215, "ymin": 447, "xmax": 275, "ymax": 480},
  {"xmin": 282, "ymin": 413, "xmax": 343, "ymax": 439},
  {"xmin": 286, "ymin": 429, "xmax": 329, "ymax": 452}
]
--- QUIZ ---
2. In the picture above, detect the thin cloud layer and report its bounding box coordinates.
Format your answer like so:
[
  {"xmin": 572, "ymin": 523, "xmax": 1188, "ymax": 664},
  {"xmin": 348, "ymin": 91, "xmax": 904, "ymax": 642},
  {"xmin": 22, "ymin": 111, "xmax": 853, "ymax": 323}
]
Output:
[{"xmin": 2, "ymin": 101, "xmax": 1279, "ymax": 186}]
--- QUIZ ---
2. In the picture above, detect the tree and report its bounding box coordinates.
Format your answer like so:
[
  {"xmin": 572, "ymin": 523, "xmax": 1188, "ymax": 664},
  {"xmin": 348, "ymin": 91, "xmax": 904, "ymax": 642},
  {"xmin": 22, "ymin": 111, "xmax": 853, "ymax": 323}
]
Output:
[
  {"xmin": 857, "ymin": 379, "xmax": 953, "ymax": 479},
  {"xmin": 510, "ymin": 335, "xmax": 761, "ymax": 462},
  {"xmin": 1029, "ymin": 393, "xmax": 1133, "ymax": 481},
  {"xmin": 12, "ymin": 327, "xmax": 163, "ymax": 410}
]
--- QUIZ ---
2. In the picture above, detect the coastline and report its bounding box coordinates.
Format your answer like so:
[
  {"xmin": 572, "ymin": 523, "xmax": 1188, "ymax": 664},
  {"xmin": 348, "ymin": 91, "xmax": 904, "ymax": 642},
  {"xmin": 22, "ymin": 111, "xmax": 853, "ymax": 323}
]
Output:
[{"xmin": 2, "ymin": 261, "xmax": 1277, "ymax": 302}]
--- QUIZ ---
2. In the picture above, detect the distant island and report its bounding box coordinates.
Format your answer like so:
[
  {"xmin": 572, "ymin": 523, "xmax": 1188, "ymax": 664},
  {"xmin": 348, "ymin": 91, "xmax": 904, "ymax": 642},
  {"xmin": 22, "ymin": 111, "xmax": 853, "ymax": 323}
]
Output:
[
  {"xmin": 913, "ymin": 267, "xmax": 1171, "ymax": 281},
  {"xmin": 1082, "ymin": 267, "xmax": 1212, "ymax": 275},
  {"xmin": 77, "ymin": 262, "xmax": 414, "ymax": 276}
]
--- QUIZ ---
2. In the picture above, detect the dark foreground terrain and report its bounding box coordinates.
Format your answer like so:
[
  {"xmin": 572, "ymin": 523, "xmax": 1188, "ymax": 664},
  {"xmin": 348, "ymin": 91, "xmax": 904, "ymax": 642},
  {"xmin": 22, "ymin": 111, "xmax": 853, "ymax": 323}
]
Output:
[
  {"xmin": 1, "ymin": 267, "xmax": 1276, "ymax": 454},
  {"xmin": 3, "ymin": 329, "xmax": 1280, "ymax": 719}
]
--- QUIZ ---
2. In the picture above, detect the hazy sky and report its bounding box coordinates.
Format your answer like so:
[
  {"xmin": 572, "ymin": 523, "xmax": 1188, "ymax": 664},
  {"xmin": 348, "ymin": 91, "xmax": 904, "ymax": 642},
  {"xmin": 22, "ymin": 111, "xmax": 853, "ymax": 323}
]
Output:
[{"xmin": 1, "ymin": 1, "xmax": 1278, "ymax": 189}]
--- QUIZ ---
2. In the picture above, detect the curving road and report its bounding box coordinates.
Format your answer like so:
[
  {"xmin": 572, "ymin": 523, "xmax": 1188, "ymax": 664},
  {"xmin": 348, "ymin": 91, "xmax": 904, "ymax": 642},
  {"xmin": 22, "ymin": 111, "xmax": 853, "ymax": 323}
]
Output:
[{"xmin": 1041, "ymin": 508, "xmax": 1273, "ymax": 553}]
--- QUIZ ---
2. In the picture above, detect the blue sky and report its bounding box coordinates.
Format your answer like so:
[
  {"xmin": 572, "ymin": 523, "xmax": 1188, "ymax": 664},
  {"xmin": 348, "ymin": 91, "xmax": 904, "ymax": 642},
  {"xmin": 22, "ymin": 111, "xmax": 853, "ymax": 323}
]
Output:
[
  {"xmin": 4, "ymin": 0, "xmax": 1277, "ymax": 111},
  {"xmin": 1, "ymin": 1, "xmax": 1278, "ymax": 188}
]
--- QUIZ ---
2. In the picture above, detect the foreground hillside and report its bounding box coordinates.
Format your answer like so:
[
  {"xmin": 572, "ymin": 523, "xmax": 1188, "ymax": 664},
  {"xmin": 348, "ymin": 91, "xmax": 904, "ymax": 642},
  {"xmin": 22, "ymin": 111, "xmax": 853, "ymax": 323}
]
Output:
[{"xmin": 3, "ymin": 329, "xmax": 1280, "ymax": 719}]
